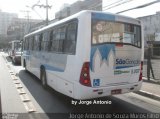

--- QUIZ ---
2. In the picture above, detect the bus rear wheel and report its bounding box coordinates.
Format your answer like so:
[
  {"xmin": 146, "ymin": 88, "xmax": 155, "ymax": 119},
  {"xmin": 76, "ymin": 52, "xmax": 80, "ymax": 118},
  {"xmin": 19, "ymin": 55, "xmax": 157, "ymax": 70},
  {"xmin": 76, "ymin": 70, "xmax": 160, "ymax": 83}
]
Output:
[
  {"xmin": 24, "ymin": 60, "xmax": 28, "ymax": 71},
  {"xmin": 41, "ymin": 68, "xmax": 47, "ymax": 88}
]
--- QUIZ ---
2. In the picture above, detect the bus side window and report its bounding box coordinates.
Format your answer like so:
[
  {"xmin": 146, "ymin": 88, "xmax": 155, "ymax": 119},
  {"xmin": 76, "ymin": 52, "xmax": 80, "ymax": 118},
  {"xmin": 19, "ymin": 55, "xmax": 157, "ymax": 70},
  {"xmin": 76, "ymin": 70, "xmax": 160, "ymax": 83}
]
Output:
[
  {"xmin": 23, "ymin": 39, "xmax": 26, "ymax": 50},
  {"xmin": 34, "ymin": 35, "xmax": 39, "ymax": 51},
  {"xmin": 29, "ymin": 37, "xmax": 34, "ymax": 50},
  {"xmin": 48, "ymin": 30, "xmax": 53, "ymax": 51},
  {"xmin": 49, "ymin": 25, "xmax": 67, "ymax": 53},
  {"xmin": 59, "ymin": 25, "xmax": 66, "ymax": 52},
  {"xmin": 41, "ymin": 32, "xmax": 48, "ymax": 51},
  {"xmin": 39, "ymin": 33, "xmax": 43, "ymax": 51},
  {"xmin": 25, "ymin": 38, "xmax": 29, "ymax": 50},
  {"xmin": 51, "ymin": 30, "xmax": 57, "ymax": 52},
  {"xmin": 54, "ymin": 26, "xmax": 65, "ymax": 52},
  {"xmin": 32, "ymin": 37, "xmax": 35, "ymax": 50},
  {"xmin": 64, "ymin": 21, "xmax": 77, "ymax": 54}
]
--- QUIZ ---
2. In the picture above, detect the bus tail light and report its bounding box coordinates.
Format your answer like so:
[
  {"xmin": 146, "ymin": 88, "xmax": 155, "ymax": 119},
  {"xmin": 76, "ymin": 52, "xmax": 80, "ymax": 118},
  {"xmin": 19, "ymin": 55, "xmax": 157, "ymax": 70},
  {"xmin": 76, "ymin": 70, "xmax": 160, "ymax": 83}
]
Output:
[
  {"xmin": 116, "ymin": 43, "xmax": 123, "ymax": 47},
  {"xmin": 139, "ymin": 61, "xmax": 143, "ymax": 81},
  {"xmin": 79, "ymin": 62, "xmax": 91, "ymax": 87}
]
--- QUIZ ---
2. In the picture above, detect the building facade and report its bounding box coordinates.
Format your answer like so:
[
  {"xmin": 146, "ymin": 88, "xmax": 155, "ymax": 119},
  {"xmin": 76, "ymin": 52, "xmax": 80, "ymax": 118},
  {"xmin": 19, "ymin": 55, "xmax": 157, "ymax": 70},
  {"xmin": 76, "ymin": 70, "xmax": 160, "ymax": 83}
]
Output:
[
  {"xmin": 7, "ymin": 18, "xmax": 42, "ymax": 41},
  {"xmin": 0, "ymin": 11, "xmax": 18, "ymax": 36},
  {"xmin": 138, "ymin": 12, "xmax": 160, "ymax": 58},
  {"xmin": 55, "ymin": 0, "xmax": 102, "ymax": 20}
]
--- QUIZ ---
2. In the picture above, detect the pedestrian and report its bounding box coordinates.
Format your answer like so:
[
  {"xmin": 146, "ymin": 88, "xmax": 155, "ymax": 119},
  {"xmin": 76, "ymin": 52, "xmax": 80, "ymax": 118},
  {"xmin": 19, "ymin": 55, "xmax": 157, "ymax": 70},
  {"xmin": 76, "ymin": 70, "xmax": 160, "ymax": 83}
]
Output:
[{"xmin": 147, "ymin": 44, "xmax": 155, "ymax": 80}]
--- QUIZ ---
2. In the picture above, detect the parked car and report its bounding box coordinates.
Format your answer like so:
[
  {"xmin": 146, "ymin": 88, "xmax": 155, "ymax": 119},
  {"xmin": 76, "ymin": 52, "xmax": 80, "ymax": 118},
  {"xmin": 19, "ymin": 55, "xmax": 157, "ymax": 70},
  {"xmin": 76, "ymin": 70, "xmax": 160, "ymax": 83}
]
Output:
[{"xmin": 8, "ymin": 40, "xmax": 22, "ymax": 64}]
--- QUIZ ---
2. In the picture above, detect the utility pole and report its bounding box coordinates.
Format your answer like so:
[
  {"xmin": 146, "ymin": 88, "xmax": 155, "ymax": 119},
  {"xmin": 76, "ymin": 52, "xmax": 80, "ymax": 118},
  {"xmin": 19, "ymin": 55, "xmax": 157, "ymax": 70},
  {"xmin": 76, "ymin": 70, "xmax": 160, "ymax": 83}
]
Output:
[
  {"xmin": 20, "ymin": 10, "xmax": 31, "ymax": 34},
  {"xmin": 46, "ymin": 0, "xmax": 49, "ymax": 25},
  {"xmin": 20, "ymin": 10, "xmax": 30, "ymax": 23},
  {"xmin": 32, "ymin": 0, "xmax": 52, "ymax": 25}
]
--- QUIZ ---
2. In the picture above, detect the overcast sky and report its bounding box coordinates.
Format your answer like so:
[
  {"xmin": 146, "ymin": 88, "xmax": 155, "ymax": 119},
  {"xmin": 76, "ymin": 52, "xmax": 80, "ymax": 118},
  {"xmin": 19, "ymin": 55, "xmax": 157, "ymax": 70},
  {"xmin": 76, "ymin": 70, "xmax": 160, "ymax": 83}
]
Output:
[
  {"xmin": 0, "ymin": 0, "xmax": 77, "ymax": 20},
  {"xmin": 0, "ymin": 0, "xmax": 160, "ymax": 20}
]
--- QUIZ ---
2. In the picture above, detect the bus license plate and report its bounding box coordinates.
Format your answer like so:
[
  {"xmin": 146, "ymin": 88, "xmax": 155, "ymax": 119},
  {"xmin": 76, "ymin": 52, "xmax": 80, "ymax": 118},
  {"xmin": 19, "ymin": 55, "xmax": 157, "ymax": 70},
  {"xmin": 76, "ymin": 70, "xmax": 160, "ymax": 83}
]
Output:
[{"xmin": 111, "ymin": 89, "xmax": 122, "ymax": 95}]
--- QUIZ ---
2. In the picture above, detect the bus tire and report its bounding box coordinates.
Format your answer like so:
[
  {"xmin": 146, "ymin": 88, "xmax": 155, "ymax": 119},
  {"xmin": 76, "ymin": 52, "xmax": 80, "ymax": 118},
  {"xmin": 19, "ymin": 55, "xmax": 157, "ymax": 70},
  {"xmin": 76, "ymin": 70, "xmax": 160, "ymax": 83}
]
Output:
[
  {"xmin": 41, "ymin": 68, "xmax": 47, "ymax": 88},
  {"xmin": 24, "ymin": 60, "xmax": 27, "ymax": 71}
]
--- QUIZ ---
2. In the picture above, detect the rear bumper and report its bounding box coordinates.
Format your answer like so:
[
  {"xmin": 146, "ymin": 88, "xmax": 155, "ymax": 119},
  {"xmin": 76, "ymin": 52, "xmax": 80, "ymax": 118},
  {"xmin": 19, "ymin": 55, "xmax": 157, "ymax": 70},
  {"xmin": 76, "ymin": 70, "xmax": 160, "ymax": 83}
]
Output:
[{"xmin": 73, "ymin": 81, "xmax": 142, "ymax": 100}]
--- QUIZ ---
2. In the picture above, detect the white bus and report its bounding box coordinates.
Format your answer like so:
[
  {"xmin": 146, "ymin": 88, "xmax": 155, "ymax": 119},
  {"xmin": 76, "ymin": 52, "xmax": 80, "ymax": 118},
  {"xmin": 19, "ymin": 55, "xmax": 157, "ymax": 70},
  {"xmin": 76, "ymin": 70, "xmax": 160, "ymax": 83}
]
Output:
[
  {"xmin": 8, "ymin": 40, "xmax": 21, "ymax": 64},
  {"xmin": 22, "ymin": 10, "xmax": 144, "ymax": 100}
]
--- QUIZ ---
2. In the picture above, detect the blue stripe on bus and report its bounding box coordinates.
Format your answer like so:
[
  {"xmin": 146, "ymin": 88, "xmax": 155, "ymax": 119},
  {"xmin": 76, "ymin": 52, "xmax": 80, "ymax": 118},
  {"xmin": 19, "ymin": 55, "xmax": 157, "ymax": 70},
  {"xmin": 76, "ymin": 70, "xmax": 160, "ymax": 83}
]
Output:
[
  {"xmin": 43, "ymin": 64, "xmax": 64, "ymax": 72},
  {"xmin": 115, "ymin": 66, "xmax": 134, "ymax": 69},
  {"xmin": 92, "ymin": 13, "xmax": 115, "ymax": 21}
]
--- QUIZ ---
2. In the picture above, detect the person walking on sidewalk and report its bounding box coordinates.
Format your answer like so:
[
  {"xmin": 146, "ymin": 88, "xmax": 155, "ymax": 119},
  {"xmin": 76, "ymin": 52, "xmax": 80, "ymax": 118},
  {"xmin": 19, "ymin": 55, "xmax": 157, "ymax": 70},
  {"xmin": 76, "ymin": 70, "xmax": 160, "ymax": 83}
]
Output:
[{"xmin": 147, "ymin": 44, "xmax": 155, "ymax": 80}]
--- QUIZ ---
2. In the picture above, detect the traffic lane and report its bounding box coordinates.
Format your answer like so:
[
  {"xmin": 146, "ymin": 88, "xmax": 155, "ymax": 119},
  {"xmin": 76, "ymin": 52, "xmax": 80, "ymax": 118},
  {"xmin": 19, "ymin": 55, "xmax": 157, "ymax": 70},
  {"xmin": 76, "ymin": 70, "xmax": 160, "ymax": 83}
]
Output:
[{"xmin": 18, "ymin": 70, "xmax": 151, "ymax": 113}]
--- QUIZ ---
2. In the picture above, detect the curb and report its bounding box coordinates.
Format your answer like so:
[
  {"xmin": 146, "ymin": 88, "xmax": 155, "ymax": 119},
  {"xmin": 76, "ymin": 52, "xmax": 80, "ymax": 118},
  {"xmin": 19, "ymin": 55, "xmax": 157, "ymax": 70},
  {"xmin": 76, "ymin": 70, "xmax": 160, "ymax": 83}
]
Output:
[
  {"xmin": 135, "ymin": 90, "xmax": 160, "ymax": 101},
  {"xmin": 142, "ymin": 77, "xmax": 160, "ymax": 85},
  {"xmin": 143, "ymin": 79, "xmax": 160, "ymax": 85}
]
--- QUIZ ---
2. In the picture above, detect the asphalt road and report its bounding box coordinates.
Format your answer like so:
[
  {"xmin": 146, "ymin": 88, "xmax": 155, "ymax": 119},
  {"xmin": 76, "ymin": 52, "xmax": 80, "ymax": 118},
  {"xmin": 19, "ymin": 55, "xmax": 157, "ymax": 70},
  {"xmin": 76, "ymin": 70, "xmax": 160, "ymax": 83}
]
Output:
[{"xmin": 1, "ymin": 52, "xmax": 160, "ymax": 119}]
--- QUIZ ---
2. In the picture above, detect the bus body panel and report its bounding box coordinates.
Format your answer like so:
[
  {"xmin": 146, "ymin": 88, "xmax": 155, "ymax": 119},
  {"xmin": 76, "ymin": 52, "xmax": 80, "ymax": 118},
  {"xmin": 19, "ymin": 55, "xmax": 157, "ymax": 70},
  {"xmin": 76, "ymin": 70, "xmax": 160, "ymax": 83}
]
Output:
[{"xmin": 74, "ymin": 80, "xmax": 142, "ymax": 100}]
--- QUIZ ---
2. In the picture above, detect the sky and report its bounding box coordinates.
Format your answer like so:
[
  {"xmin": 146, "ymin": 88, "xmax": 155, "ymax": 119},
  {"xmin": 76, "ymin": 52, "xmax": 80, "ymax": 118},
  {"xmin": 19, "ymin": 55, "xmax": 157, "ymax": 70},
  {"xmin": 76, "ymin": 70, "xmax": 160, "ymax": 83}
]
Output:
[
  {"xmin": 0, "ymin": 0, "xmax": 78, "ymax": 20},
  {"xmin": 0, "ymin": 0, "xmax": 160, "ymax": 20}
]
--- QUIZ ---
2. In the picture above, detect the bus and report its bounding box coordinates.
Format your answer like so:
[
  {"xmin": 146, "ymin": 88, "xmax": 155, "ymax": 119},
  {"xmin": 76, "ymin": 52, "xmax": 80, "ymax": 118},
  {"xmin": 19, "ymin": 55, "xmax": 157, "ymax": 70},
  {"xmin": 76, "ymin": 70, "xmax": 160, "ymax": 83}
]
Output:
[
  {"xmin": 8, "ymin": 40, "xmax": 21, "ymax": 64},
  {"xmin": 21, "ymin": 10, "xmax": 144, "ymax": 100}
]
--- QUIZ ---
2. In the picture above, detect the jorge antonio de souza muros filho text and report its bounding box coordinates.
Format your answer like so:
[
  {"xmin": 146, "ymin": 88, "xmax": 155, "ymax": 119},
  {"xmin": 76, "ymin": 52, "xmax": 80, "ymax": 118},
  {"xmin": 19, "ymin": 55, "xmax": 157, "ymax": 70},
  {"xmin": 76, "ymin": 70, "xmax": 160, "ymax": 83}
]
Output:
[{"xmin": 71, "ymin": 99, "xmax": 112, "ymax": 105}]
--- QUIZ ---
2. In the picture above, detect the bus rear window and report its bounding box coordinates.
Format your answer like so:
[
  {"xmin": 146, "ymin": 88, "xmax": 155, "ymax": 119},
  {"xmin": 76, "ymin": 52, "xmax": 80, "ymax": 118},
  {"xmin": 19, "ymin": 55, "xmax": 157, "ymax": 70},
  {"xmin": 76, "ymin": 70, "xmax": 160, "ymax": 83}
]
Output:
[{"xmin": 92, "ymin": 20, "xmax": 141, "ymax": 47}]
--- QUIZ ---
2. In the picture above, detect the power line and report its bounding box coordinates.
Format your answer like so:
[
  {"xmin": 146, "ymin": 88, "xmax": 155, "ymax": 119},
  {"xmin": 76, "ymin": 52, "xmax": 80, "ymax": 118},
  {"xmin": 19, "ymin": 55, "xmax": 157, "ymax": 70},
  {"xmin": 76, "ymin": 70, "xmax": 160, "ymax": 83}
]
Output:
[
  {"xmin": 32, "ymin": 9, "xmax": 44, "ymax": 20},
  {"xmin": 116, "ymin": 0, "xmax": 160, "ymax": 14},
  {"xmin": 31, "ymin": 0, "xmax": 52, "ymax": 25},
  {"xmin": 26, "ymin": 5, "xmax": 44, "ymax": 20},
  {"xmin": 20, "ymin": 10, "xmax": 31, "ymax": 20},
  {"xmin": 103, "ymin": 0, "xmax": 134, "ymax": 11},
  {"xmin": 103, "ymin": 0, "xmax": 124, "ymax": 9}
]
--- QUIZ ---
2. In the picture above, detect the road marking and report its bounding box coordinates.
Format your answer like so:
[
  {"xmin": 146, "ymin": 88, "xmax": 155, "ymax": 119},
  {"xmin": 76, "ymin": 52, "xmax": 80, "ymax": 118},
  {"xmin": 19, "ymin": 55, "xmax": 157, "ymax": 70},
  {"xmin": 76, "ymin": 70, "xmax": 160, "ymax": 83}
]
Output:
[
  {"xmin": 13, "ymin": 80, "xmax": 21, "ymax": 84},
  {"xmin": 7, "ymin": 65, "xmax": 10, "ymax": 69},
  {"xmin": 9, "ymin": 70, "xmax": 13, "ymax": 73},
  {"xmin": 15, "ymin": 84, "xmax": 23, "ymax": 88},
  {"xmin": 20, "ymin": 94, "xmax": 30, "ymax": 102},
  {"xmin": 17, "ymin": 88, "xmax": 26, "ymax": 94},
  {"xmin": 23, "ymin": 102, "xmax": 36, "ymax": 113}
]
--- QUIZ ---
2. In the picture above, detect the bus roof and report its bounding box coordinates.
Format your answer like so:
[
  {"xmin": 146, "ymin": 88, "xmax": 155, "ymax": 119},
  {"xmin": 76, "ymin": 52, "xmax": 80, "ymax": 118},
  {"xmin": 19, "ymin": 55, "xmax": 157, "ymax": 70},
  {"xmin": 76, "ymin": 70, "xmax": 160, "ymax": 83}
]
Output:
[{"xmin": 25, "ymin": 10, "xmax": 141, "ymax": 38}]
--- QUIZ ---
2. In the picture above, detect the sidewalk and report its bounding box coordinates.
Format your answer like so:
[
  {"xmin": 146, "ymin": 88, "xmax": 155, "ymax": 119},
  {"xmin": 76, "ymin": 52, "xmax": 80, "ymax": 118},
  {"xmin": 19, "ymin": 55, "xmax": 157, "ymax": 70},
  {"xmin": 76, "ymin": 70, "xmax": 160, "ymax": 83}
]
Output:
[
  {"xmin": 0, "ymin": 93, "xmax": 2, "ymax": 114},
  {"xmin": 135, "ymin": 77, "xmax": 160, "ymax": 101}
]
